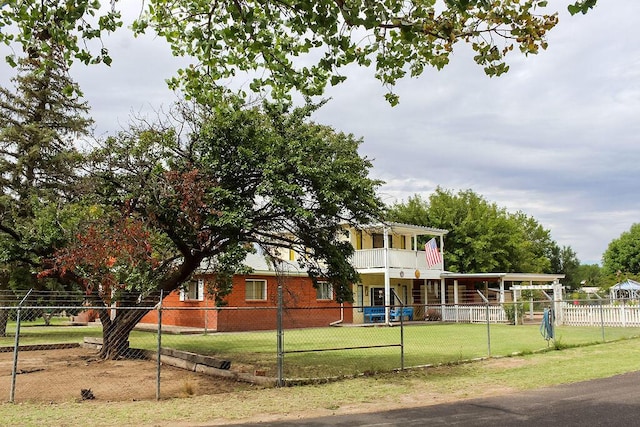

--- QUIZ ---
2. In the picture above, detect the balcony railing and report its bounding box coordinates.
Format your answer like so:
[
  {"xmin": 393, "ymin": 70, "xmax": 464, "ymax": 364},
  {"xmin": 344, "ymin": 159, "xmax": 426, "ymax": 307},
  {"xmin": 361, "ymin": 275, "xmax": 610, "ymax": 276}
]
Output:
[{"xmin": 350, "ymin": 249, "xmax": 442, "ymax": 270}]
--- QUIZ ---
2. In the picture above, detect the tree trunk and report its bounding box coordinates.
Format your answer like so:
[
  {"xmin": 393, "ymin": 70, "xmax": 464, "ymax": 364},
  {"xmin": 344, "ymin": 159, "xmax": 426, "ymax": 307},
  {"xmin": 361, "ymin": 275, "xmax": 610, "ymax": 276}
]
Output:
[{"xmin": 97, "ymin": 306, "xmax": 152, "ymax": 359}]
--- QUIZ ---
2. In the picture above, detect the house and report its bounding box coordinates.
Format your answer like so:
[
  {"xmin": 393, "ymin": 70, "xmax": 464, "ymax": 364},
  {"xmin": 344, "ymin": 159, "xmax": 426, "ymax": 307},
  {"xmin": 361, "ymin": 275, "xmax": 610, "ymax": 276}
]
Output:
[
  {"xmin": 141, "ymin": 251, "xmax": 351, "ymax": 331},
  {"xmin": 140, "ymin": 221, "xmax": 565, "ymax": 330}
]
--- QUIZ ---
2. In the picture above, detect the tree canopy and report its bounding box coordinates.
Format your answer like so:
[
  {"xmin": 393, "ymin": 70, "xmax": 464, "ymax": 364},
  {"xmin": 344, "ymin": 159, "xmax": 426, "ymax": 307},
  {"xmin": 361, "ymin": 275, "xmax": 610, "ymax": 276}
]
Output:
[
  {"xmin": 0, "ymin": 0, "xmax": 598, "ymax": 104},
  {"xmin": 387, "ymin": 188, "xmax": 578, "ymax": 276},
  {"xmin": 41, "ymin": 99, "xmax": 384, "ymax": 358},
  {"xmin": 602, "ymin": 223, "xmax": 640, "ymax": 276}
]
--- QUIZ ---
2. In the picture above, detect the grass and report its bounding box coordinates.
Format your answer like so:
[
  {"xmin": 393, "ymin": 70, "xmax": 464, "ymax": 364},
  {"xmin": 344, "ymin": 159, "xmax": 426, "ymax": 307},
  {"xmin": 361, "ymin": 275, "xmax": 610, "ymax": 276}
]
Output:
[
  {"xmin": 2, "ymin": 320, "xmax": 640, "ymax": 379},
  {"xmin": 147, "ymin": 323, "xmax": 640, "ymax": 377},
  {"xmin": 0, "ymin": 337, "xmax": 639, "ymax": 426}
]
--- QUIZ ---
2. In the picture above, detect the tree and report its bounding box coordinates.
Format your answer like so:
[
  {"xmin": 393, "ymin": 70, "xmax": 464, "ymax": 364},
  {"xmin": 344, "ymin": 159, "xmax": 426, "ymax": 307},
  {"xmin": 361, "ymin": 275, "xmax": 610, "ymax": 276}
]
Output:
[
  {"xmin": 387, "ymin": 188, "xmax": 564, "ymax": 274},
  {"xmin": 602, "ymin": 223, "xmax": 640, "ymax": 275},
  {"xmin": 42, "ymin": 99, "xmax": 384, "ymax": 359},
  {"xmin": 548, "ymin": 244, "xmax": 581, "ymax": 290},
  {"xmin": 574, "ymin": 263, "xmax": 603, "ymax": 289},
  {"xmin": 0, "ymin": 47, "xmax": 92, "ymax": 334},
  {"xmin": 0, "ymin": 1, "xmax": 597, "ymax": 104}
]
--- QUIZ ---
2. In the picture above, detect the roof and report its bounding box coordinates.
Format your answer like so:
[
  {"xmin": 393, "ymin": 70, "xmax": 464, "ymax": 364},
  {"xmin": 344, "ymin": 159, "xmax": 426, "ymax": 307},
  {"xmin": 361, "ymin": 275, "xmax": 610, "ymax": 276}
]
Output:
[
  {"xmin": 198, "ymin": 252, "xmax": 309, "ymax": 277},
  {"xmin": 357, "ymin": 221, "xmax": 448, "ymax": 237},
  {"xmin": 610, "ymin": 279, "xmax": 640, "ymax": 290},
  {"xmin": 440, "ymin": 272, "xmax": 565, "ymax": 282}
]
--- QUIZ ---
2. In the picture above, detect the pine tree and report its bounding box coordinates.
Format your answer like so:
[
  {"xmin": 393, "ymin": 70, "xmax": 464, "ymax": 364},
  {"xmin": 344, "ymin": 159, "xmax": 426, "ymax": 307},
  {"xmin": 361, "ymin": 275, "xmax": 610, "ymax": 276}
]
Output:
[{"xmin": 0, "ymin": 46, "xmax": 92, "ymax": 334}]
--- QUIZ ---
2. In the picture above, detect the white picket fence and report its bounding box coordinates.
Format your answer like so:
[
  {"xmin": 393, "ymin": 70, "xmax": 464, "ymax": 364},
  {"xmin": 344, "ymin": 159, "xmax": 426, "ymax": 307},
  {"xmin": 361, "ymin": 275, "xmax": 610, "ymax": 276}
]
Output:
[
  {"xmin": 430, "ymin": 301, "xmax": 640, "ymax": 327},
  {"xmin": 439, "ymin": 305, "xmax": 508, "ymax": 323},
  {"xmin": 561, "ymin": 302, "xmax": 640, "ymax": 327}
]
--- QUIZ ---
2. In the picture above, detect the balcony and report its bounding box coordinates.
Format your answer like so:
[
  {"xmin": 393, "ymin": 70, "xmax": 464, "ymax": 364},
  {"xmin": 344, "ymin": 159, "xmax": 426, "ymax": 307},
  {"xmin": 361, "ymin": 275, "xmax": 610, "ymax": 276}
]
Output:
[{"xmin": 350, "ymin": 249, "xmax": 442, "ymax": 271}]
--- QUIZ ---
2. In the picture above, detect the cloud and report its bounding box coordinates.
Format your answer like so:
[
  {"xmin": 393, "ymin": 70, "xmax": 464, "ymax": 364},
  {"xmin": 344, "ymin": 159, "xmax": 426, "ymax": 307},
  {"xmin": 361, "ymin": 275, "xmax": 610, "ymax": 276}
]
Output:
[{"xmin": 311, "ymin": 1, "xmax": 640, "ymax": 264}]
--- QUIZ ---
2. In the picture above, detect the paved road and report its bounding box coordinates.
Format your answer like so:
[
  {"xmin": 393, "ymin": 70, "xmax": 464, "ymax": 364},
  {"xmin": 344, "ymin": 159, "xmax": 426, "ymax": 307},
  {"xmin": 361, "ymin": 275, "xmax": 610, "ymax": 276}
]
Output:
[{"xmin": 234, "ymin": 371, "xmax": 640, "ymax": 426}]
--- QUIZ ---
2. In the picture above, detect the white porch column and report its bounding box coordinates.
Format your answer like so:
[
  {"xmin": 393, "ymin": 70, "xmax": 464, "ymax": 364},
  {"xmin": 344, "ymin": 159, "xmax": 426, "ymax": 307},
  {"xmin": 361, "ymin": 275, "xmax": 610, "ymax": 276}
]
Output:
[
  {"xmin": 424, "ymin": 279, "xmax": 428, "ymax": 306},
  {"xmin": 499, "ymin": 278, "xmax": 505, "ymax": 303},
  {"xmin": 440, "ymin": 278, "xmax": 446, "ymax": 305},
  {"xmin": 454, "ymin": 280, "xmax": 459, "ymax": 304},
  {"xmin": 439, "ymin": 235, "xmax": 445, "ymax": 271},
  {"xmin": 383, "ymin": 226, "xmax": 391, "ymax": 324},
  {"xmin": 454, "ymin": 279, "xmax": 459, "ymax": 322}
]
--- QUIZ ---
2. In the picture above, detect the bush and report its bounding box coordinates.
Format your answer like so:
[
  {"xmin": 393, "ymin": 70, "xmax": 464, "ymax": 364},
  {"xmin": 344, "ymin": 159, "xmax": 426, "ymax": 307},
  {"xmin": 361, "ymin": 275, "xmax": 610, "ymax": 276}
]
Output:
[{"xmin": 503, "ymin": 303, "xmax": 524, "ymax": 325}]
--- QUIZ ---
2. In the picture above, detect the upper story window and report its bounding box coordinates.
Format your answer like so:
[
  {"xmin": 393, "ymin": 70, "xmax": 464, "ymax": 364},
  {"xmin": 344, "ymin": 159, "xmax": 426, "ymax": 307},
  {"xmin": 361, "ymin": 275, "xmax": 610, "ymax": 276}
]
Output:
[
  {"xmin": 246, "ymin": 279, "xmax": 267, "ymax": 301},
  {"xmin": 372, "ymin": 233, "xmax": 393, "ymax": 249},
  {"xmin": 180, "ymin": 279, "xmax": 204, "ymax": 301},
  {"xmin": 316, "ymin": 282, "xmax": 333, "ymax": 300}
]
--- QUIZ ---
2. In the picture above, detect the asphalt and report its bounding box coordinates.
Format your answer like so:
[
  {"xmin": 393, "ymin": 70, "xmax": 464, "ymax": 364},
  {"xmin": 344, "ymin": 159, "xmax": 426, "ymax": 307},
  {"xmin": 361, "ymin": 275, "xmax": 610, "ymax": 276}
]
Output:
[{"xmin": 232, "ymin": 371, "xmax": 640, "ymax": 426}]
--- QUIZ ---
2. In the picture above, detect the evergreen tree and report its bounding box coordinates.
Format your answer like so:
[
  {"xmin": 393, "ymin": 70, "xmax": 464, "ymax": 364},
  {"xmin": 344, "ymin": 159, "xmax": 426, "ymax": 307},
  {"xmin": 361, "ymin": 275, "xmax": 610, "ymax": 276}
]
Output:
[{"xmin": 0, "ymin": 46, "xmax": 92, "ymax": 334}]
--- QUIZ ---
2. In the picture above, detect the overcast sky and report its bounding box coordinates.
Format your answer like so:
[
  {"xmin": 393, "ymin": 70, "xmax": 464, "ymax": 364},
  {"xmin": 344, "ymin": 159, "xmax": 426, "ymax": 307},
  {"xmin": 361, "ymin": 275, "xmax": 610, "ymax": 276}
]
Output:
[{"xmin": 4, "ymin": 1, "xmax": 637, "ymax": 265}]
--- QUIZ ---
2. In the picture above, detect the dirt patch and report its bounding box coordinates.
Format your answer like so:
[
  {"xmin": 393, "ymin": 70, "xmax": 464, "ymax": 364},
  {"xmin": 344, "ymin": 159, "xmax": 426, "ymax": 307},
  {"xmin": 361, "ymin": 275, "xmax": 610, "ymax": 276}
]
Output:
[
  {"xmin": 482, "ymin": 355, "xmax": 539, "ymax": 370},
  {"xmin": 0, "ymin": 347, "xmax": 256, "ymax": 403}
]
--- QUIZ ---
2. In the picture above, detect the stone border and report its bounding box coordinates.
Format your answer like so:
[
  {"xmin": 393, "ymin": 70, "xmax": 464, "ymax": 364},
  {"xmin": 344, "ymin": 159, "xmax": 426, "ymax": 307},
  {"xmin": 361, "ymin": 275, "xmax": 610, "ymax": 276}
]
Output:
[{"xmin": 82, "ymin": 337, "xmax": 277, "ymax": 387}]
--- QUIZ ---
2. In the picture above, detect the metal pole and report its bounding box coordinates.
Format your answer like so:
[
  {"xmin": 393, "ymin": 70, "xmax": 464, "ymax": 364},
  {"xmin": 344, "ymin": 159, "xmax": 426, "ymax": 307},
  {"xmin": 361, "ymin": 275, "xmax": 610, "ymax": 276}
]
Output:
[
  {"xmin": 156, "ymin": 290, "xmax": 163, "ymax": 401},
  {"xmin": 477, "ymin": 290, "xmax": 491, "ymax": 357},
  {"xmin": 276, "ymin": 280, "xmax": 284, "ymax": 387},
  {"xmin": 10, "ymin": 289, "xmax": 33, "ymax": 403},
  {"xmin": 399, "ymin": 301, "xmax": 405, "ymax": 371},
  {"xmin": 596, "ymin": 295, "xmax": 605, "ymax": 342}
]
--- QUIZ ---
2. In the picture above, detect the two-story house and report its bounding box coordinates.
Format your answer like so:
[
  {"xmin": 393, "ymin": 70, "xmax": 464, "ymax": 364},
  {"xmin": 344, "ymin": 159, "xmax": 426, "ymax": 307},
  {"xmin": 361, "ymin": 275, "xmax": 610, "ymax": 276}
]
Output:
[{"xmin": 141, "ymin": 222, "xmax": 447, "ymax": 331}]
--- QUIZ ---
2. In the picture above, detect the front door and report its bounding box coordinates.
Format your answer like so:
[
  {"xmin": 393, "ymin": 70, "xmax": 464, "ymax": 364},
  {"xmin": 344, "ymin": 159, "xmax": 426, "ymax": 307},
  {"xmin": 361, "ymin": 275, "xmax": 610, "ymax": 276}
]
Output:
[{"xmin": 371, "ymin": 287, "xmax": 385, "ymax": 306}]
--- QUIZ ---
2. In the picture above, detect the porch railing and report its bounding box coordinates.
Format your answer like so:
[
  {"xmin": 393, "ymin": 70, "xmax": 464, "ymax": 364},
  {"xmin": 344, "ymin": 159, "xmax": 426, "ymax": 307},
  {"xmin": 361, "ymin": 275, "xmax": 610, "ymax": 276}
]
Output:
[{"xmin": 350, "ymin": 249, "xmax": 442, "ymax": 270}]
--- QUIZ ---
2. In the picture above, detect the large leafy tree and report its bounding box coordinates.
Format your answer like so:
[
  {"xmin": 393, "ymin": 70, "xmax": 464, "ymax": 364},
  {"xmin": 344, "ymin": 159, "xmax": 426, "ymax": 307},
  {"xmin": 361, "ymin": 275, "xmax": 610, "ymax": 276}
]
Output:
[
  {"xmin": 0, "ymin": 47, "xmax": 92, "ymax": 334},
  {"xmin": 602, "ymin": 223, "xmax": 640, "ymax": 275},
  {"xmin": 1, "ymin": 1, "xmax": 597, "ymax": 103},
  {"xmin": 387, "ymin": 189, "xmax": 564, "ymax": 274},
  {"xmin": 548, "ymin": 244, "xmax": 581, "ymax": 290},
  {"xmin": 42, "ymin": 100, "xmax": 383, "ymax": 359}
]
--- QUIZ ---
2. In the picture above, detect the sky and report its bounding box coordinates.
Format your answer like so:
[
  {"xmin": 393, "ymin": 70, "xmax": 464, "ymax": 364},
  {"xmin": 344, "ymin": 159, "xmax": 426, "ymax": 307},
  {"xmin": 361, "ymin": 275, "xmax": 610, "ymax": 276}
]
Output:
[{"xmin": 4, "ymin": 1, "xmax": 639, "ymax": 265}]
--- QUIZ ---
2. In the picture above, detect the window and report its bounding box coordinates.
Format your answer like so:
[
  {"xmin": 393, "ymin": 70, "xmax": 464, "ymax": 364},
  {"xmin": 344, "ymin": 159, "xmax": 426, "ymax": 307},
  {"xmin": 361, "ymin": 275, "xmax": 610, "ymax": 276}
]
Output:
[
  {"xmin": 316, "ymin": 282, "xmax": 333, "ymax": 300},
  {"xmin": 372, "ymin": 233, "xmax": 393, "ymax": 249},
  {"xmin": 245, "ymin": 279, "xmax": 267, "ymax": 301},
  {"xmin": 180, "ymin": 279, "xmax": 204, "ymax": 301}
]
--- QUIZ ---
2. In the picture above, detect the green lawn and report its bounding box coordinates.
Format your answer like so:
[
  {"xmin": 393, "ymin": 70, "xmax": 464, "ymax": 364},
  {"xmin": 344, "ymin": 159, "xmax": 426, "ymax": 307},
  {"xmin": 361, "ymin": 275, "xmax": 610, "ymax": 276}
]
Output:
[
  {"xmin": 3, "ymin": 319, "xmax": 640, "ymax": 379},
  {"xmin": 1, "ymin": 337, "xmax": 640, "ymax": 426}
]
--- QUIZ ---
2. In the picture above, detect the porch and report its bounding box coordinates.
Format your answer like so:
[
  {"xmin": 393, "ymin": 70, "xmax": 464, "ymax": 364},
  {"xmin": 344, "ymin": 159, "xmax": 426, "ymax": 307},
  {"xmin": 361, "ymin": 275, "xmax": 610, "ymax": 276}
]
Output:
[{"xmin": 351, "ymin": 248, "xmax": 442, "ymax": 270}]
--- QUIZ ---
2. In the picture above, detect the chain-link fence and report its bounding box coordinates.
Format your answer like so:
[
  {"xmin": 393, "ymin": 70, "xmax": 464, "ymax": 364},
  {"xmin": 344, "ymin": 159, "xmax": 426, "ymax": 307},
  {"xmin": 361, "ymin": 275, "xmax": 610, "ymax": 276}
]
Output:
[{"xmin": 2, "ymin": 290, "xmax": 640, "ymax": 403}]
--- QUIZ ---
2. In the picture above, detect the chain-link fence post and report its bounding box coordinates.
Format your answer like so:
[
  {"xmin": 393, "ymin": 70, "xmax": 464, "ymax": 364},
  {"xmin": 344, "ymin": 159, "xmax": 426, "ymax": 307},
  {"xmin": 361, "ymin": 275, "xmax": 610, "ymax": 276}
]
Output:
[
  {"xmin": 10, "ymin": 288, "xmax": 33, "ymax": 403},
  {"xmin": 477, "ymin": 290, "xmax": 491, "ymax": 357},
  {"xmin": 399, "ymin": 303, "xmax": 405, "ymax": 371},
  {"xmin": 276, "ymin": 278, "xmax": 284, "ymax": 387},
  {"xmin": 597, "ymin": 295, "xmax": 605, "ymax": 342},
  {"xmin": 156, "ymin": 290, "xmax": 163, "ymax": 401}
]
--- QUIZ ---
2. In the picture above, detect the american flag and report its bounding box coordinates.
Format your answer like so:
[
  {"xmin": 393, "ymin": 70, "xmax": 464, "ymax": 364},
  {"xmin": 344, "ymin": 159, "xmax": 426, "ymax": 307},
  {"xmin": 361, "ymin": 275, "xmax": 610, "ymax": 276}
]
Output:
[{"xmin": 425, "ymin": 238, "xmax": 442, "ymax": 268}]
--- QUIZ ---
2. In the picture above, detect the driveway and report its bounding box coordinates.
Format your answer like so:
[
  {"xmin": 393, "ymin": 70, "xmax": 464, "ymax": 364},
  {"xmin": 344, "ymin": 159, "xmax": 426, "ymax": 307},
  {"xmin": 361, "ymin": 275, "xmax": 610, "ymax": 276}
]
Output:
[{"xmin": 234, "ymin": 371, "xmax": 640, "ymax": 426}]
